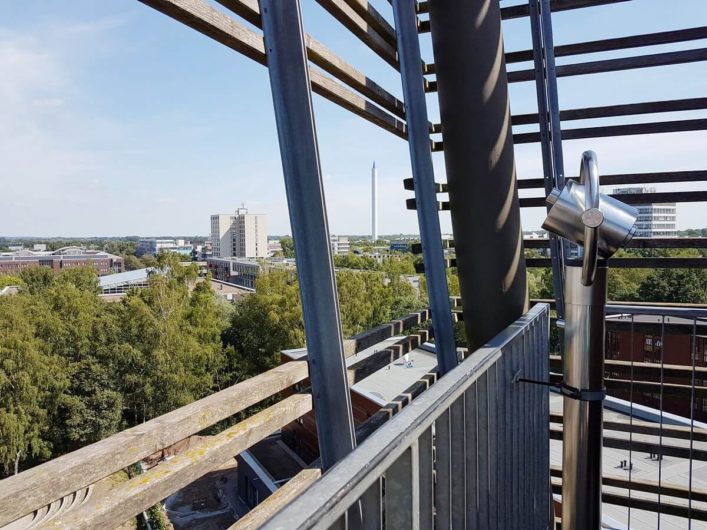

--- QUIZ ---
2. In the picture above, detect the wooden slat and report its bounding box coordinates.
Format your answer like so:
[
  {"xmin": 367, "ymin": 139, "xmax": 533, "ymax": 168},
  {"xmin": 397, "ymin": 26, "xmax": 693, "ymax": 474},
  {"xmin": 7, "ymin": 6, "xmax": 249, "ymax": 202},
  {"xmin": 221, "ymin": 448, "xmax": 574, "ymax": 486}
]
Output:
[
  {"xmin": 47, "ymin": 394, "xmax": 313, "ymax": 530},
  {"xmin": 314, "ymin": 0, "xmax": 399, "ymax": 68},
  {"xmin": 520, "ymin": 190, "xmax": 707, "ymax": 208},
  {"xmin": 524, "ymin": 238, "xmax": 707, "ymax": 249},
  {"xmin": 506, "ymin": 26, "xmax": 707, "ymax": 64},
  {"xmin": 341, "ymin": 0, "xmax": 396, "ymax": 47},
  {"xmin": 512, "ymin": 118, "xmax": 707, "ymax": 144},
  {"xmin": 605, "ymin": 378, "xmax": 707, "ymax": 399},
  {"xmin": 0, "ymin": 360, "xmax": 308, "ymax": 527},
  {"xmin": 416, "ymin": 0, "xmax": 631, "ymax": 31},
  {"xmin": 231, "ymin": 468, "xmax": 322, "ymax": 529},
  {"xmin": 526, "ymin": 257, "xmax": 707, "ymax": 268},
  {"xmin": 426, "ymin": 48, "xmax": 707, "ymax": 90},
  {"xmin": 138, "ymin": 0, "xmax": 407, "ymax": 139},
  {"xmin": 511, "ymin": 97, "xmax": 707, "ymax": 126},
  {"xmin": 345, "ymin": 309, "xmax": 430, "ymax": 356},
  {"xmin": 216, "ymin": 0, "xmax": 406, "ymax": 120},
  {"xmin": 518, "ymin": 170, "xmax": 707, "ymax": 189}
]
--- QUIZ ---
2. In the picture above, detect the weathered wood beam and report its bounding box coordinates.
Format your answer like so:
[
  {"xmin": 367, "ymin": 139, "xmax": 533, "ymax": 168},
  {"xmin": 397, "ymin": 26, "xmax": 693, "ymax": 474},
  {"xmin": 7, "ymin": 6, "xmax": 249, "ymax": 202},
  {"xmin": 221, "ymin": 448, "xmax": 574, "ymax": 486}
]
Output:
[
  {"xmin": 230, "ymin": 468, "xmax": 322, "ymax": 529},
  {"xmin": 215, "ymin": 0, "xmax": 406, "ymax": 120},
  {"xmin": 526, "ymin": 257, "xmax": 707, "ymax": 269},
  {"xmin": 47, "ymin": 394, "xmax": 313, "ymax": 530},
  {"xmin": 524, "ymin": 237, "xmax": 707, "ymax": 249},
  {"xmin": 314, "ymin": 0, "xmax": 399, "ymax": 69},
  {"xmin": 138, "ymin": 0, "xmax": 407, "ymax": 138},
  {"xmin": 0, "ymin": 361, "xmax": 308, "ymax": 527},
  {"xmin": 347, "ymin": 329, "xmax": 433, "ymax": 384},
  {"xmin": 345, "ymin": 308, "xmax": 430, "ymax": 356},
  {"xmin": 518, "ymin": 170, "xmax": 707, "ymax": 189}
]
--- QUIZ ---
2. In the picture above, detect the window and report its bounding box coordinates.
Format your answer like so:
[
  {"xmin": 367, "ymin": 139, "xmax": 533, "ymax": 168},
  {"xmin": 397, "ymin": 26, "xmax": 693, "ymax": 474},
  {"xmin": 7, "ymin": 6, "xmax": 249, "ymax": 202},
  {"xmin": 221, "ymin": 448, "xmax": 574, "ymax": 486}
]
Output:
[
  {"xmin": 606, "ymin": 331, "xmax": 620, "ymax": 359},
  {"xmin": 644, "ymin": 334, "xmax": 662, "ymax": 363}
]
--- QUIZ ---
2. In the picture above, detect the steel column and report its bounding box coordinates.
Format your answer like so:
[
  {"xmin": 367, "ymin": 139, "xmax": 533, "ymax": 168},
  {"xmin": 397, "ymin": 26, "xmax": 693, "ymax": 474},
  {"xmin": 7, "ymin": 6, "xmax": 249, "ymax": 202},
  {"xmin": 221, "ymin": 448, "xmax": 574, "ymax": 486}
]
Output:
[
  {"xmin": 428, "ymin": 0, "xmax": 529, "ymax": 352},
  {"xmin": 529, "ymin": 0, "xmax": 567, "ymax": 320},
  {"xmin": 562, "ymin": 264, "xmax": 607, "ymax": 529},
  {"xmin": 391, "ymin": 0, "xmax": 459, "ymax": 375},
  {"xmin": 260, "ymin": 0, "xmax": 356, "ymax": 470}
]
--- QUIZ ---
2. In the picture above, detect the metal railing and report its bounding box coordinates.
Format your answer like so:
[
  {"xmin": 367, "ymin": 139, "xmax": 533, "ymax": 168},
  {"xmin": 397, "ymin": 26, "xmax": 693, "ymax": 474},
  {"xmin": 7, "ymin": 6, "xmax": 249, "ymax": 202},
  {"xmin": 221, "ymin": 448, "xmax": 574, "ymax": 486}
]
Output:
[
  {"xmin": 550, "ymin": 303, "xmax": 707, "ymax": 528},
  {"xmin": 263, "ymin": 304, "xmax": 551, "ymax": 529}
]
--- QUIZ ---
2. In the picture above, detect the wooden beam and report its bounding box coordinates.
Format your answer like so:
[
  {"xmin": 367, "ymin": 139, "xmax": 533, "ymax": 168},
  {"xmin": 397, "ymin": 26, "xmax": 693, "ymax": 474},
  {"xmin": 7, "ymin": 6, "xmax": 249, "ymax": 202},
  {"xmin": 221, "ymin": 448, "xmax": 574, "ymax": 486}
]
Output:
[
  {"xmin": 340, "ymin": 0, "xmax": 397, "ymax": 47},
  {"xmin": 520, "ymin": 190, "xmax": 707, "ymax": 208},
  {"xmin": 523, "ymin": 238, "xmax": 707, "ymax": 249},
  {"xmin": 138, "ymin": 0, "xmax": 407, "ymax": 139},
  {"xmin": 230, "ymin": 468, "xmax": 322, "ymax": 529},
  {"xmin": 314, "ymin": 0, "xmax": 399, "ymax": 69},
  {"xmin": 48, "ymin": 394, "xmax": 313, "ymax": 530},
  {"xmin": 215, "ymin": 0, "xmax": 406, "ymax": 120},
  {"xmin": 518, "ymin": 170, "xmax": 707, "ymax": 189},
  {"xmin": 526, "ymin": 257, "xmax": 707, "ymax": 268},
  {"xmin": 0, "ymin": 360, "xmax": 308, "ymax": 527},
  {"xmin": 345, "ymin": 309, "xmax": 430, "ymax": 355}
]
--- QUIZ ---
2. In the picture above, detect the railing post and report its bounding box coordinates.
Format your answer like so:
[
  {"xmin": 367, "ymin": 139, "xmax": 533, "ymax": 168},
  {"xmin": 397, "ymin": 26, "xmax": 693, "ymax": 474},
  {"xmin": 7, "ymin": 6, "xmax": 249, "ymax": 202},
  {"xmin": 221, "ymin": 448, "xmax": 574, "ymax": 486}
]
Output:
[
  {"xmin": 259, "ymin": 0, "xmax": 356, "ymax": 470},
  {"xmin": 391, "ymin": 0, "xmax": 458, "ymax": 375}
]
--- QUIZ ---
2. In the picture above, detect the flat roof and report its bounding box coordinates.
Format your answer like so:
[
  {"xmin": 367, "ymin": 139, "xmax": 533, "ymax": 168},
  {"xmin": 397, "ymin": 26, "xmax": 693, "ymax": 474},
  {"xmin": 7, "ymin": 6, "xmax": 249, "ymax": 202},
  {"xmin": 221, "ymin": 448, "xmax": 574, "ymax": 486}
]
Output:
[
  {"xmin": 99, "ymin": 268, "xmax": 152, "ymax": 288},
  {"xmin": 550, "ymin": 393, "xmax": 707, "ymax": 529}
]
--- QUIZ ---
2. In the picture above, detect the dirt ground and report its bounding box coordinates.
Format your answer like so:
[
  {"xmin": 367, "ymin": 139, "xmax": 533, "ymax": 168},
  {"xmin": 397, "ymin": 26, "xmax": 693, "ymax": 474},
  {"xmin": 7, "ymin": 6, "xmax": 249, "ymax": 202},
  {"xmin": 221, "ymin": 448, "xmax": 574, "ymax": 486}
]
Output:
[{"xmin": 164, "ymin": 462, "xmax": 243, "ymax": 530}]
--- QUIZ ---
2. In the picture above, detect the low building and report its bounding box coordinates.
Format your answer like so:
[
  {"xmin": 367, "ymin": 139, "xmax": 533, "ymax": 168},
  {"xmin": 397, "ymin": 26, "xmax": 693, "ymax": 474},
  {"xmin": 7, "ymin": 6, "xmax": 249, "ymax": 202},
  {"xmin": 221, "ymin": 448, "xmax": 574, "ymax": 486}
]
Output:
[
  {"xmin": 267, "ymin": 239, "xmax": 282, "ymax": 257},
  {"xmin": 0, "ymin": 247, "xmax": 123, "ymax": 276},
  {"xmin": 330, "ymin": 235, "xmax": 350, "ymax": 255},
  {"xmin": 280, "ymin": 336, "xmax": 438, "ymax": 464},
  {"xmin": 207, "ymin": 257, "xmax": 261, "ymax": 289},
  {"xmin": 99, "ymin": 268, "xmax": 153, "ymax": 296},
  {"xmin": 136, "ymin": 238, "xmax": 194, "ymax": 257}
]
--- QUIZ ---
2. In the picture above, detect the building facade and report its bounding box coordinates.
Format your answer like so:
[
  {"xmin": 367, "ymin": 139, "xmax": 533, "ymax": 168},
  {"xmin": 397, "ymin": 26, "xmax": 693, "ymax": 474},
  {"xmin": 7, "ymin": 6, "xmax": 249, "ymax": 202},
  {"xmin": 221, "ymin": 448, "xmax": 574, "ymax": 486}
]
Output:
[
  {"xmin": 613, "ymin": 187, "xmax": 677, "ymax": 237},
  {"xmin": 329, "ymin": 235, "xmax": 350, "ymax": 255},
  {"xmin": 210, "ymin": 208, "xmax": 267, "ymax": 258},
  {"xmin": 207, "ymin": 257, "xmax": 260, "ymax": 289},
  {"xmin": 135, "ymin": 238, "xmax": 194, "ymax": 257},
  {"xmin": 0, "ymin": 247, "xmax": 123, "ymax": 276}
]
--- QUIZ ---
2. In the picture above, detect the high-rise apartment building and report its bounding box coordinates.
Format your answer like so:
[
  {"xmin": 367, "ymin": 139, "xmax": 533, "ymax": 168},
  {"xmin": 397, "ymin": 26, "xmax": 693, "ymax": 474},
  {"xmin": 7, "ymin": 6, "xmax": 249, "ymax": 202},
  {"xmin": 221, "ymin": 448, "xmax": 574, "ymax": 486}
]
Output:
[
  {"xmin": 210, "ymin": 208, "xmax": 268, "ymax": 258},
  {"xmin": 613, "ymin": 187, "xmax": 677, "ymax": 237}
]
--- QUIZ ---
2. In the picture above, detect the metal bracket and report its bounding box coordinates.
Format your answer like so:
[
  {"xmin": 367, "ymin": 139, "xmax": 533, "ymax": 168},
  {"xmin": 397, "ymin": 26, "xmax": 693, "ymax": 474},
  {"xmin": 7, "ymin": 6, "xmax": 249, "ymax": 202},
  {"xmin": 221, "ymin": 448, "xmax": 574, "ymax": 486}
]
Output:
[{"xmin": 515, "ymin": 376, "xmax": 606, "ymax": 402}]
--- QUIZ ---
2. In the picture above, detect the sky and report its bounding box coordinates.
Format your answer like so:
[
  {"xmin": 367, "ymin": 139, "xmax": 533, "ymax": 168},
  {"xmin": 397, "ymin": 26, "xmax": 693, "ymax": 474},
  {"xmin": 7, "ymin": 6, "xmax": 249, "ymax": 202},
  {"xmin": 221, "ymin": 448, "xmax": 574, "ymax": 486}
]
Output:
[{"xmin": 0, "ymin": 0, "xmax": 705, "ymax": 237}]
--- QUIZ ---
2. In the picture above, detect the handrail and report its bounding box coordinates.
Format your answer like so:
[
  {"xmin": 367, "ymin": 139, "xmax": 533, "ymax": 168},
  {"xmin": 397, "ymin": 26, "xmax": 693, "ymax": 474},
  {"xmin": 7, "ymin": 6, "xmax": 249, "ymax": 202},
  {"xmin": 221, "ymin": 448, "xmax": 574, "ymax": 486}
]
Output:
[
  {"xmin": 263, "ymin": 304, "xmax": 550, "ymax": 529},
  {"xmin": 0, "ymin": 361, "xmax": 309, "ymax": 528}
]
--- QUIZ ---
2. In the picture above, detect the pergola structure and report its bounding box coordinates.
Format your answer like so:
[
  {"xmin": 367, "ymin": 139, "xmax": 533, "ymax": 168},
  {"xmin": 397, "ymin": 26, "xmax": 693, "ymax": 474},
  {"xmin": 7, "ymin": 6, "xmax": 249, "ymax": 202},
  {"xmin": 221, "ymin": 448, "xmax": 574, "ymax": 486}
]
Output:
[{"xmin": 0, "ymin": 1, "xmax": 705, "ymax": 528}]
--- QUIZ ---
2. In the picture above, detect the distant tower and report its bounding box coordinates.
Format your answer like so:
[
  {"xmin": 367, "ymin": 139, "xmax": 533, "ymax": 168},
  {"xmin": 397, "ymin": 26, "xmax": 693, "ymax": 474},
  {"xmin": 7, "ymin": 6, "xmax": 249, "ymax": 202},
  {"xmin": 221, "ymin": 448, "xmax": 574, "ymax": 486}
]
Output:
[{"xmin": 372, "ymin": 161, "xmax": 378, "ymax": 241}]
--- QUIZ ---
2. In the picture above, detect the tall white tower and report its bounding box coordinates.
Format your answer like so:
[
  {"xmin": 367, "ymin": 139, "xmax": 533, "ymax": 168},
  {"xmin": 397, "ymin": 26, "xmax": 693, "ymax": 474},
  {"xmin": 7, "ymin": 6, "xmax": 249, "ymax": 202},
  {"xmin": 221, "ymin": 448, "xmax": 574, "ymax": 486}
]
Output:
[{"xmin": 372, "ymin": 161, "xmax": 378, "ymax": 242}]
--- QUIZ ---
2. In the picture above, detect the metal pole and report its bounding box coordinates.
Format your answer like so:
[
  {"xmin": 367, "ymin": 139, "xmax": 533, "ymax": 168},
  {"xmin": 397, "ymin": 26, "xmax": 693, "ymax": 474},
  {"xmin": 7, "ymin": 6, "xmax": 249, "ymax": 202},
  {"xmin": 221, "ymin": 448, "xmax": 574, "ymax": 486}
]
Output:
[
  {"xmin": 391, "ymin": 0, "xmax": 458, "ymax": 375},
  {"xmin": 529, "ymin": 0, "xmax": 566, "ymax": 320},
  {"xmin": 260, "ymin": 0, "xmax": 356, "ymax": 470},
  {"xmin": 562, "ymin": 263, "xmax": 606, "ymax": 530},
  {"xmin": 428, "ymin": 0, "xmax": 529, "ymax": 352}
]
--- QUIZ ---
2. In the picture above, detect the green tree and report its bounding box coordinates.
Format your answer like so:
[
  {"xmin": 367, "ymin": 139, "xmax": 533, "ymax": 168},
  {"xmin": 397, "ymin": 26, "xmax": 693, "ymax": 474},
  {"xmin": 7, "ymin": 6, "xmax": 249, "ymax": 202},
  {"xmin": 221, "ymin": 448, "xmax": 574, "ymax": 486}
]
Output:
[
  {"xmin": 637, "ymin": 268, "xmax": 707, "ymax": 304},
  {"xmin": 122, "ymin": 255, "xmax": 144, "ymax": 271},
  {"xmin": 279, "ymin": 236, "xmax": 295, "ymax": 258},
  {"xmin": 19, "ymin": 267, "xmax": 54, "ymax": 295},
  {"xmin": 0, "ymin": 275, "xmax": 24, "ymax": 289},
  {"xmin": 0, "ymin": 296, "xmax": 66, "ymax": 475}
]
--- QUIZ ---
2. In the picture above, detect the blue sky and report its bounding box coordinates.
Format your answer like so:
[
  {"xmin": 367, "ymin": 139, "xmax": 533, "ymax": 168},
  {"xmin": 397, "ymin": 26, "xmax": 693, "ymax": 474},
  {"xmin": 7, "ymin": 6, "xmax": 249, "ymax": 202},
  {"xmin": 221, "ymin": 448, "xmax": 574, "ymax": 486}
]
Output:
[{"xmin": 1, "ymin": 0, "xmax": 705, "ymax": 237}]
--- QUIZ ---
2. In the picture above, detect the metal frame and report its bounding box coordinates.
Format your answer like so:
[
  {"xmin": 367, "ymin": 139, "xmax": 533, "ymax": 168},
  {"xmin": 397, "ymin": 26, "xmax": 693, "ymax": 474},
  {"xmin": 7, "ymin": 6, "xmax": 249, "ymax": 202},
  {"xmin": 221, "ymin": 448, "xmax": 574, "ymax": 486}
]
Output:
[
  {"xmin": 390, "ymin": 0, "xmax": 457, "ymax": 375},
  {"xmin": 263, "ymin": 304, "xmax": 550, "ymax": 530},
  {"xmin": 260, "ymin": 0, "xmax": 356, "ymax": 470}
]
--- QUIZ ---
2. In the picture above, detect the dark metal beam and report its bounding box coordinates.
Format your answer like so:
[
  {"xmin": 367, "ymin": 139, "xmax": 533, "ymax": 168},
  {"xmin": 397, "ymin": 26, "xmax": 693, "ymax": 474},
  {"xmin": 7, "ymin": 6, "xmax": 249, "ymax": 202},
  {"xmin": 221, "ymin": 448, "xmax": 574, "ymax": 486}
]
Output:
[
  {"xmin": 518, "ymin": 170, "xmax": 707, "ymax": 189},
  {"xmin": 428, "ymin": 0, "xmax": 528, "ymax": 351},
  {"xmin": 391, "ymin": 0, "xmax": 458, "ymax": 375},
  {"xmin": 260, "ymin": 0, "xmax": 356, "ymax": 470}
]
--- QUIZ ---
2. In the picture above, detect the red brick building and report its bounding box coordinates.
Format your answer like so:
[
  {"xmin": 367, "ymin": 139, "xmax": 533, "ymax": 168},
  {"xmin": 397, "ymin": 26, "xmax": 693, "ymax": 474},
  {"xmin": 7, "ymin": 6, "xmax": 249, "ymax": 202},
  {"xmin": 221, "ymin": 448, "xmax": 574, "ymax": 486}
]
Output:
[
  {"xmin": 605, "ymin": 314, "xmax": 707, "ymax": 422},
  {"xmin": 0, "ymin": 247, "xmax": 123, "ymax": 276}
]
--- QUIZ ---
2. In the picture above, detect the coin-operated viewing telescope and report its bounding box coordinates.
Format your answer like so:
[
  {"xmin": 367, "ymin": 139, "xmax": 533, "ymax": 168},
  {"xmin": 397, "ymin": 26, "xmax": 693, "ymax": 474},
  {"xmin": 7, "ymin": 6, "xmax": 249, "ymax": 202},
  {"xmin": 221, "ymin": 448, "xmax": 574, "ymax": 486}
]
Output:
[{"xmin": 542, "ymin": 151, "xmax": 638, "ymax": 530}]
